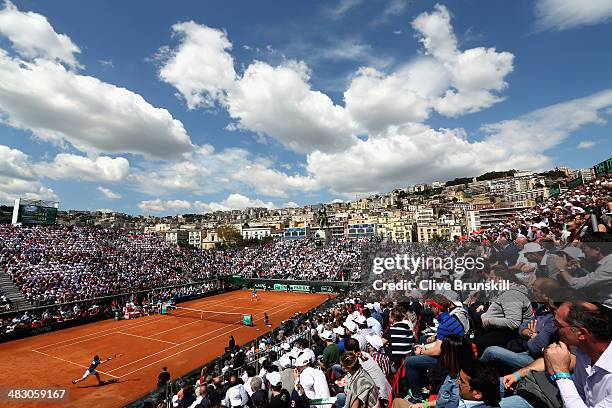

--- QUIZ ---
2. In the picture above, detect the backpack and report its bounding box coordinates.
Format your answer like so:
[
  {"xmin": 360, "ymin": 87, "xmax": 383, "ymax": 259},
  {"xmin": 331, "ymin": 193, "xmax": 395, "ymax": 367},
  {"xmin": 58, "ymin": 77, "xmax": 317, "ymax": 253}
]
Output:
[{"xmin": 515, "ymin": 371, "xmax": 563, "ymax": 408}]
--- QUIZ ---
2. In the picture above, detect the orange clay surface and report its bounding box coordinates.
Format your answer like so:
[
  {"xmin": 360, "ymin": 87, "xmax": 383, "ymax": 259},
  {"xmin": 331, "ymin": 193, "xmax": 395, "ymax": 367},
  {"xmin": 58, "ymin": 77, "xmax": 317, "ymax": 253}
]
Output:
[{"xmin": 0, "ymin": 290, "xmax": 330, "ymax": 408}]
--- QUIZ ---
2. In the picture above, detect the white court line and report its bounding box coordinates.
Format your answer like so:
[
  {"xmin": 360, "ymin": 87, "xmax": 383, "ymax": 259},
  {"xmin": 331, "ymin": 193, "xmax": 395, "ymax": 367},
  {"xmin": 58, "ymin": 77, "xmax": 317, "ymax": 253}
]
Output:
[
  {"xmin": 118, "ymin": 332, "xmax": 179, "ymax": 345},
  {"xmin": 114, "ymin": 302, "xmax": 298, "ymax": 378},
  {"xmin": 33, "ymin": 295, "xmax": 240, "ymax": 351},
  {"xmin": 107, "ymin": 301, "xmax": 290, "ymax": 374},
  {"xmin": 31, "ymin": 349, "xmax": 120, "ymax": 379},
  {"xmin": 148, "ymin": 305, "xmax": 249, "ymax": 337}
]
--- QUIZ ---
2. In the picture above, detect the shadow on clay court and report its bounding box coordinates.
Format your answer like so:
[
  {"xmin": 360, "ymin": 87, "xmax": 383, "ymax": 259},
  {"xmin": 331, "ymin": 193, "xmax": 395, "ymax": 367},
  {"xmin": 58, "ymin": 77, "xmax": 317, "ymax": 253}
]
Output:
[{"xmin": 77, "ymin": 379, "xmax": 120, "ymax": 388}]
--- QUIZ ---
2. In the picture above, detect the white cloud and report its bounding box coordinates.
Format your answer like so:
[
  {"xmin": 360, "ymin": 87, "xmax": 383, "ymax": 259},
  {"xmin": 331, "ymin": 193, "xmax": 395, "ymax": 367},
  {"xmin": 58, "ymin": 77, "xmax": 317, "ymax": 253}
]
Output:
[
  {"xmin": 309, "ymin": 90, "xmax": 612, "ymax": 194},
  {"xmin": 0, "ymin": 50, "xmax": 194, "ymax": 159},
  {"xmin": 535, "ymin": 0, "xmax": 612, "ymax": 31},
  {"xmin": 138, "ymin": 199, "xmax": 192, "ymax": 213},
  {"xmin": 131, "ymin": 145, "xmax": 317, "ymax": 198},
  {"xmin": 0, "ymin": 145, "xmax": 56, "ymax": 203},
  {"xmin": 344, "ymin": 4, "xmax": 514, "ymax": 133},
  {"xmin": 0, "ymin": 1, "xmax": 81, "ymax": 67},
  {"xmin": 372, "ymin": 0, "xmax": 410, "ymax": 25},
  {"xmin": 481, "ymin": 89, "xmax": 612, "ymax": 153},
  {"xmin": 412, "ymin": 4, "xmax": 514, "ymax": 117},
  {"xmin": 330, "ymin": 198, "xmax": 344, "ymax": 203},
  {"xmin": 157, "ymin": 22, "xmax": 237, "ymax": 109},
  {"xmin": 577, "ymin": 141, "xmax": 596, "ymax": 149},
  {"xmin": 139, "ymin": 194, "xmax": 277, "ymax": 215},
  {"xmin": 98, "ymin": 59, "xmax": 113, "ymax": 68},
  {"xmin": 97, "ymin": 186, "xmax": 122, "ymax": 200},
  {"xmin": 226, "ymin": 60, "xmax": 357, "ymax": 154},
  {"xmin": 283, "ymin": 201, "xmax": 299, "ymax": 208},
  {"xmin": 36, "ymin": 154, "xmax": 130, "ymax": 182},
  {"xmin": 326, "ymin": 0, "xmax": 363, "ymax": 20},
  {"xmin": 194, "ymin": 194, "xmax": 276, "ymax": 213},
  {"xmin": 320, "ymin": 40, "xmax": 392, "ymax": 69},
  {"xmin": 345, "ymin": 60, "xmax": 448, "ymax": 133}
]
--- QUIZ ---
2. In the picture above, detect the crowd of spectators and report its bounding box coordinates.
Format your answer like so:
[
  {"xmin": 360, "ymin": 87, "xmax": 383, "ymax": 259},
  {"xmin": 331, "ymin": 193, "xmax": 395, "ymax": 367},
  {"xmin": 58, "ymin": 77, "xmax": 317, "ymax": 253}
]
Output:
[
  {"xmin": 159, "ymin": 282, "xmax": 612, "ymax": 408},
  {"xmin": 0, "ymin": 301, "xmax": 107, "ymax": 335},
  {"xmin": 241, "ymin": 238, "xmax": 368, "ymax": 281},
  {"xmin": 0, "ymin": 227, "xmax": 367, "ymax": 307},
  {"xmin": 157, "ymin": 174, "xmax": 612, "ymax": 408}
]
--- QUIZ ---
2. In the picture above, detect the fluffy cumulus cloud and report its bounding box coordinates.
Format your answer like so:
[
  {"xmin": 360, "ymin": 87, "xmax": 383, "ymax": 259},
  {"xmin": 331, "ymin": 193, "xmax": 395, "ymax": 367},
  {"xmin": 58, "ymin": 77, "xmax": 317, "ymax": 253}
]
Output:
[
  {"xmin": 226, "ymin": 61, "xmax": 357, "ymax": 154},
  {"xmin": 0, "ymin": 1, "xmax": 81, "ymax": 67},
  {"xmin": 35, "ymin": 154, "xmax": 130, "ymax": 182},
  {"xmin": 131, "ymin": 145, "xmax": 317, "ymax": 198},
  {"xmin": 344, "ymin": 4, "xmax": 514, "ymax": 132},
  {"xmin": 157, "ymin": 22, "xmax": 237, "ymax": 109},
  {"xmin": 411, "ymin": 4, "xmax": 514, "ymax": 117},
  {"xmin": 344, "ymin": 60, "xmax": 448, "ymax": 133},
  {"xmin": 309, "ymin": 90, "xmax": 612, "ymax": 195},
  {"xmin": 0, "ymin": 145, "xmax": 56, "ymax": 203},
  {"xmin": 97, "ymin": 186, "xmax": 122, "ymax": 200},
  {"xmin": 0, "ymin": 51, "xmax": 194, "ymax": 159},
  {"xmin": 157, "ymin": 21, "xmax": 356, "ymax": 154},
  {"xmin": 138, "ymin": 199, "xmax": 192, "ymax": 213},
  {"xmin": 535, "ymin": 0, "xmax": 612, "ymax": 31}
]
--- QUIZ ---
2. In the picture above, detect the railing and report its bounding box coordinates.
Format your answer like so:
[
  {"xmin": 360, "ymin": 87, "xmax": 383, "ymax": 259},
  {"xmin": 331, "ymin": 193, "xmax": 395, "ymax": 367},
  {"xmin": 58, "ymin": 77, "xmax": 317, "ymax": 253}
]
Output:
[{"xmin": 124, "ymin": 295, "xmax": 344, "ymax": 408}]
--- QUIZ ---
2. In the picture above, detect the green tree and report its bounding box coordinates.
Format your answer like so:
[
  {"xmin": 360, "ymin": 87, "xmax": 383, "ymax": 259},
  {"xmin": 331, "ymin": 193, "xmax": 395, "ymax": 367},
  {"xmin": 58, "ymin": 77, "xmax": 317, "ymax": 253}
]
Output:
[{"xmin": 216, "ymin": 225, "xmax": 243, "ymax": 247}]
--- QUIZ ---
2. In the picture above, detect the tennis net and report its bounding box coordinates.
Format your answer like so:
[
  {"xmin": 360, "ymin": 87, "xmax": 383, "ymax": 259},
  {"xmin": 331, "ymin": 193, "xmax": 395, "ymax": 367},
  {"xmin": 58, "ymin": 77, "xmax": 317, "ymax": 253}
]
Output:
[{"xmin": 161, "ymin": 305, "xmax": 250, "ymax": 325}]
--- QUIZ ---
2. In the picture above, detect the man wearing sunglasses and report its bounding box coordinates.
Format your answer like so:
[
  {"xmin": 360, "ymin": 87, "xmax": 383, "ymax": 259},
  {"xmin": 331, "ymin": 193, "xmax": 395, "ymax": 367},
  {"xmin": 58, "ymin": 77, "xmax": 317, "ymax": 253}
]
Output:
[{"xmin": 502, "ymin": 301, "xmax": 612, "ymax": 408}]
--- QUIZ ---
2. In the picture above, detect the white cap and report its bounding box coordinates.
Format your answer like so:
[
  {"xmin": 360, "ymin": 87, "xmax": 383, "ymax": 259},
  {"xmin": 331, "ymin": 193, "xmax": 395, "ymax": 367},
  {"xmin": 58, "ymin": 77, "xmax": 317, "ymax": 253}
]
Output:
[
  {"xmin": 320, "ymin": 330, "xmax": 334, "ymax": 341},
  {"xmin": 366, "ymin": 334, "xmax": 383, "ymax": 351},
  {"xmin": 343, "ymin": 320, "xmax": 358, "ymax": 333},
  {"xmin": 364, "ymin": 303, "xmax": 374, "ymax": 309},
  {"xmin": 294, "ymin": 353, "xmax": 310, "ymax": 367},
  {"xmin": 355, "ymin": 315, "xmax": 367, "ymax": 325},
  {"xmin": 333, "ymin": 326, "xmax": 345, "ymax": 336},
  {"xmin": 172, "ymin": 395, "xmax": 180, "ymax": 407},
  {"xmin": 522, "ymin": 242, "xmax": 544, "ymax": 254},
  {"xmin": 352, "ymin": 311, "xmax": 360, "ymax": 317},
  {"xmin": 281, "ymin": 343, "xmax": 291, "ymax": 351},
  {"xmin": 559, "ymin": 246, "xmax": 585, "ymax": 260},
  {"xmin": 267, "ymin": 371, "xmax": 282, "ymax": 387},
  {"xmin": 278, "ymin": 354, "xmax": 292, "ymax": 369}
]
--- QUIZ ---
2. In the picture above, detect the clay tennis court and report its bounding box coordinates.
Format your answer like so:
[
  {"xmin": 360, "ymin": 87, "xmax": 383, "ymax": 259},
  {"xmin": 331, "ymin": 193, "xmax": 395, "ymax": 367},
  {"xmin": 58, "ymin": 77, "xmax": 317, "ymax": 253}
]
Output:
[{"xmin": 0, "ymin": 290, "xmax": 330, "ymax": 408}]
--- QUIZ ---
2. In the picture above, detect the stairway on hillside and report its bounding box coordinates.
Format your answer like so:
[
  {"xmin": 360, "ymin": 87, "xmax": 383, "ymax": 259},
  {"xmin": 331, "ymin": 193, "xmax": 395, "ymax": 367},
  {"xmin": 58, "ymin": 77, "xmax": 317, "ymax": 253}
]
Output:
[{"xmin": 0, "ymin": 272, "xmax": 31, "ymax": 311}]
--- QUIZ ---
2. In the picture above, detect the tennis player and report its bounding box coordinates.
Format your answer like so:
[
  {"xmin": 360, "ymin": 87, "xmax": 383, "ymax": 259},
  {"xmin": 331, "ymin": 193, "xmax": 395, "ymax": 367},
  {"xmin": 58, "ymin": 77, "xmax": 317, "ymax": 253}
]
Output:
[
  {"xmin": 71, "ymin": 355, "xmax": 112, "ymax": 385},
  {"xmin": 251, "ymin": 288, "xmax": 259, "ymax": 301}
]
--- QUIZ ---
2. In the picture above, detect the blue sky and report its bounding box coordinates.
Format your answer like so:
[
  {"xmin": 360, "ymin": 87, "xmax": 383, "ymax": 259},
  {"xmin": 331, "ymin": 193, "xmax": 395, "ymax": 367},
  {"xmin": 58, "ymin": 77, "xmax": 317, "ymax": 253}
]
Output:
[{"xmin": 0, "ymin": 0, "xmax": 611, "ymax": 214}]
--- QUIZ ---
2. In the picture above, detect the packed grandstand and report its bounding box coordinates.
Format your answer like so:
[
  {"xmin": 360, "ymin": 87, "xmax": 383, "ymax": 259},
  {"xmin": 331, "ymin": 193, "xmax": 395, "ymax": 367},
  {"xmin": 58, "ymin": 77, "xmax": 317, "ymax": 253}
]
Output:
[{"xmin": 0, "ymin": 172, "xmax": 611, "ymax": 408}]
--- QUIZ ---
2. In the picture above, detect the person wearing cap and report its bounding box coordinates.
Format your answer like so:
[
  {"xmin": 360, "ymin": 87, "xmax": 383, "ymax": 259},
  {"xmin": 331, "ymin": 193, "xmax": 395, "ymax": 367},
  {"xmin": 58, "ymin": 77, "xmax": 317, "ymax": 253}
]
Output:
[
  {"xmin": 293, "ymin": 353, "xmax": 331, "ymax": 405},
  {"xmin": 364, "ymin": 308, "xmax": 383, "ymax": 336},
  {"xmin": 546, "ymin": 246, "xmax": 586, "ymax": 280},
  {"xmin": 407, "ymin": 294, "xmax": 465, "ymax": 400},
  {"xmin": 320, "ymin": 330, "xmax": 341, "ymax": 372},
  {"xmin": 352, "ymin": 315, "xmax": 370, "ymax": 350},
  {"xmin": 558, "ymin": 232, "xmax": 612, "ymax": 305},
  {"xmin": 521, "ymin": 242, "xmax": 550, "ymax": 278},
  {"xmin": 267, "ymin": 371, "xmax": 290, "ymax": 408},
  {"xmin": 365, "ymin": 303, "xmax": 384, "ymax": 327}
]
